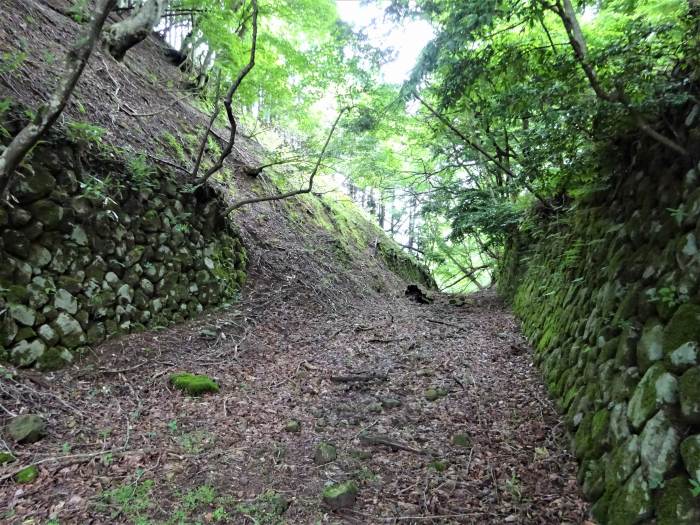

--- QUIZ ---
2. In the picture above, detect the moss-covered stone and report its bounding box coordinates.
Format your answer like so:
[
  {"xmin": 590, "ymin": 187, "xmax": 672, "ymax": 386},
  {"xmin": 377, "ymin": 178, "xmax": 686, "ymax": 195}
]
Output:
[
  {"xmin": 679, "ymin": 367, "xmax": 700, "ymax": 424},
  {"xmin": 169, "ymin": 372, "xmax": 219, "ymax": 395},
  {"xmin": 30, "ymin": 199, "xmax": 64, "ymax": 229},
  {"xmin": 640, "ymin": 410, "xmax": 680, "ymax": 490},
  {"xmin": 636, "ymin": 320, "xmax": 664, "ymax": 372},
  {"xmin": 284, "ymin": 419, "xmax": 301, "ymax": 433},
  {"xmin": 314, "ymin": 442, "xmax": 337, "ymax": 465},
  {"xmin": 322, "ymin": 480, "xmax": 358, "ymax": 510},
  {"xmin": 607, "ymin": 467, "xmax": 653, "ymax": 525},
  {"xmin": 6, "ymin": 414, "xmax": 46, "ymax": 444},
  {"xmin": 656, "ymin": 475, "xmax": 700, "ymax": 525},
  {"xmin": 681, "ymin": 434, "xmax": 700, "ymax": 482},
  {"xmin": 626, "ymin": 363, "xmax": 678, "ymax": 431},
  {"xmin": 0, "ymin": 451, "xmax": 16, "ymax": 464},
  {"xmin": 10, "ymin": 339, "xmax": 46, "ymax": 367},
  {"xmin": 663, "ymin": 304, "xmax": 700, "ymax": 354},
  {"xmin": 666, "ymin": 342, "xmax": 699, "ymax": 374},
  {"xmin": 14, "ymin": 465, "xmax": 39, "ymax": 484},
  {"xmin": 605, "ymin": 435, "xmax": 640, "ymax": 493}
]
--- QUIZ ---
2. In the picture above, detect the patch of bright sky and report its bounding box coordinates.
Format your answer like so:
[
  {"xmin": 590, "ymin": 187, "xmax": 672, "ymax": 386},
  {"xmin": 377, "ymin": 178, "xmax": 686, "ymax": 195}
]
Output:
[{"xmin": 335, "ymin": 1, "xmax": 434, "ymax": 84}]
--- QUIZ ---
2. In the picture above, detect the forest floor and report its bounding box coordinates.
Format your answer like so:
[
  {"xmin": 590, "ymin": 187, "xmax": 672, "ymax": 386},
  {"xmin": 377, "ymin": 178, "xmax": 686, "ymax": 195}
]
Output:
[
  {"xmin": 0, "ymin": 281, "xmax": 589, "ymax": 524},
  {"xmin": 0, "ymin": 1, "xmax": 588, "ymax": 522}
]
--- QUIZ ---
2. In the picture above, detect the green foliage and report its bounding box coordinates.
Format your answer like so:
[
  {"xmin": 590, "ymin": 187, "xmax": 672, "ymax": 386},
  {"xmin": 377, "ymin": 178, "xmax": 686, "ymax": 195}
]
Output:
[
  {"xmin": 68, "ymin": 0, "xmax": 90, "ymax": 23},
  {"xmin": 160, "ymin": 131, "xmax": 186, "ymax": 162},
  {"xmin": 126, "ymin": 153, "xmax": 158, "ymax": 189},
  {"xmin": 691, "ymin": 478, "xmax": 700, "ymax": 497},
  {"xmin": 101, "ymin": 470, "xmax": 154, "ymax": 522},
  {"xmin": 0, "ymin": 51, "xmax": 26, "ymax": 75},
  {"xmin": 66, "ymin": 121, "xmax": 106, "ymax": 145},
  {"xmin": 235, "ymin": 490, "xmax": 289, "ymax": 525}
]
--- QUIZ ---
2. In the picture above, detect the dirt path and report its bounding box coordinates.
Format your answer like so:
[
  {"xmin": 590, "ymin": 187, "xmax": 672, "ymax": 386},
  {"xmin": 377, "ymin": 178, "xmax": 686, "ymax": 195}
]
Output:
[{"xmin": 1, "ymin": 285, "xmax": 588, "ymax": 524}]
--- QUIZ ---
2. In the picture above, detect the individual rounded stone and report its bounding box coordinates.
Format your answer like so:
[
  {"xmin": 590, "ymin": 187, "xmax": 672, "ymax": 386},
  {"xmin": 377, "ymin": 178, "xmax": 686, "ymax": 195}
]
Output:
[
  {"xmin": 51, "ymin": 312, "xmax": 86, "ymax": 348},
  {"xmin": 666, "ymin": 342, "xmax": 699, "ymax": 374},
  {"xmin": 37, "ymin": 347, "xmax": 73, "ymax": 371},
  {"xmin": 6, "ymin": 414, "xmax": 46, "ymax": 444},
  {"xmin": 681, "ymin": 434, "xmax": 700, "ymax": 481},
  {"xmin": 9, "ymin": 339, "xmax": 46, "ymax": 367},
  {"xmin": 3, "ymin": 230, "xmax": 30, "ymax": 259},
  {"xmin": 169, "ymin": 373, "xmax": 219, "ymax": 395},
  {"xmin": 640, "ymin": 410, "xmax": 680, "ymax": 490},
  {"xmin": 284, "ymin": 420, "xmax": 301, "ymax": 433},
  {"xmin": 314, "ymin": 442, "xmax": 337, "ymax": 465},
  {"xmin": 626, "ymin": 363, "xmax": 678, "ymax": 430},
  {"xmin": 14, "ymin": 465, "xmax": 39, "ymax": 484},
  {"xmin": 27, "ymin": 244, "xmax": 51, "ymax": 268},
  {"xmin": 29, "ymin": 199, "xmax": 63, "ymax": 229},
  {"xmin": 656, "ymin": 476, "xmax": 700, "ymax": 525},
  {"xmin": 9, "ymin": 304, "xmax": 36, "ymax": 327},
  {"xmin": 10, "ymin": 168, "xmax": 56, "ymax": 203},
  {"xmin": 605, "ymin": 435, "xmax": 640, "ymax": 493},
  {"xmin": 663, "ymin": 304, "xmax": 700, "ymax": 354},
  {"xmin": 37, "ymin": 324, "xmax": 59, "ymax": 346},
  {"xmin": 636, "ymin": 321, "xmax": 664, "ymax": 372},
  {"xmin": 606, "ymin": 467, "xmax": 652, "ymax": 524},
  {"xmin": 679, "ymin": 367, "xmax": 700, "ymax": 424},
  {"xmin": 322, "ymin": 481, "xmax": 358, "ymax": 510},
  {"xmin": 54, "ymin": 289, "xmax": 78, "ymax": 315}
]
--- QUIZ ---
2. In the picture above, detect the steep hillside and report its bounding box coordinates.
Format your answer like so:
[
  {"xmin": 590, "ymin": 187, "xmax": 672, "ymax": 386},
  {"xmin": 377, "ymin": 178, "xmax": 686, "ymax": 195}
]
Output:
[{"xmin": 0, "ymin": 2, "xmax": 595, "ymax": 524}]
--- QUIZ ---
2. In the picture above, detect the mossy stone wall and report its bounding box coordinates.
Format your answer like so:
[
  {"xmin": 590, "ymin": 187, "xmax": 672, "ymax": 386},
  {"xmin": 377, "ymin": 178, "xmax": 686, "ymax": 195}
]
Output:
[
  {"xmin": 0, "ymin": 144, "xmax": 247, "ymax": 370},
  {"xmin": 499, "ymin": 152, "xmax": 700, "ymax": 523}
]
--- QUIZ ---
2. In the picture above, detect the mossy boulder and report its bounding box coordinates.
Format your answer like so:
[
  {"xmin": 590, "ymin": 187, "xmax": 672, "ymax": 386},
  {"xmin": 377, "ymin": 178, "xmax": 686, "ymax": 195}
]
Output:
[
  {"xmin": 29, "ymin": 199, "xmax": 64, "ymax": 229},
  {"xmin": 636, "ymin": 321, "xmax": 664, "ymax": 372},
  {"xmin": 656, "ymin": 476, "xmax": 700, "ymax": 525},
  {"xmin": 605, "ymin": 435, "xmax": 640, "ymax": 493},
  {"xmin": 10, "ymin": 338, "xmax": 46, "ymax": 367},
  {"xmin": 322, "ymin": 480, "xmax": 358, "ymax": 510},
  {"xmin": 663, "ymin": 304, "xmax": 700, "ymax": 354},
  {"xmin": 666, "ymin": 342, "xmax": 699, "ymax": 374},
  {"xmin": 169, "ymin": 373, "xmax": 219, "ymax": 395},
  {"xmin": 6, "ymin": 414, "xmax": 46, "ymax": 444},
  {"xmin": 639, "ymin": 410, "xmax": 680, "ymax": 490},
  {"xmin": 606, "ymin": 467, "xmax": 653, "ymax": 525},
  {"xmin": 314, "ymin": 442, "xmax": 337, "ymax": 465},
  {"xmin": 284, "ymin": 420, "xmax": 301, "ymax": 433},
  {"xmin": 9, "ymin": 304, "xmax": 36, "ymax": 327},
  {"xmin": 14, "ymin": 465, "xmax": 39, "ymax": 484},
  {"xmin": 11, "ymin": 168, "xmax": 56, "ymax": 203},
  {"xmin": 679, "ymin": 367, "xmax": 700, "ymax": 424},
  {"xmin": 52, "ymin": 312, "xmax": 86, "ymax": 348},
  {"xmin": 0, "ymin": 451, "xmax": 16, "ymax": 465},
  {"xmin": 680, "ymin": 434, "xmax": 700, "ymax": 481},
  {"xmin": 424, "ymin": 387, "xmax": 448, "ymax": 401},
  {"xmin": 626, "ymin": 363, "xmax": 678, "ymax": 430}
]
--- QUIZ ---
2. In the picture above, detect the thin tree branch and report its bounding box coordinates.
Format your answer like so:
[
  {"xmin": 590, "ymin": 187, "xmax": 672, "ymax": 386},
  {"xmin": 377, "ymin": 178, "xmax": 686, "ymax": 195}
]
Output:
[
  {"xmin": 196, "ymin": 0, "xmax": 258, "ymax": 184},
  {"xmin": 412, "ymin": 91, "xmax": 550, "ymax": 206},
  {"xmin": 221, "ymin": 107, "xmax": 350, "ymax": 216},
  {"xmin": 551, "ymin": 0, "xmax": 688, "ymax": 155},
  {"xmin": 0, "ymin": 0, "xmax": 118, "ymax": 199}
]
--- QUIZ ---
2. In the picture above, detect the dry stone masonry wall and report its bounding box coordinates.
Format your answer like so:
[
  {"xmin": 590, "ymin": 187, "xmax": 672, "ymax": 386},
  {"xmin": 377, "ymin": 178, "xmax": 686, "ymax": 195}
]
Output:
[
  {"xmin": 0, "ymin": 143, "xmax": 247, "ymax": 370},
  {"xmin": 499, "ymin": 145, "xmax": 700, "ymax": 524}
]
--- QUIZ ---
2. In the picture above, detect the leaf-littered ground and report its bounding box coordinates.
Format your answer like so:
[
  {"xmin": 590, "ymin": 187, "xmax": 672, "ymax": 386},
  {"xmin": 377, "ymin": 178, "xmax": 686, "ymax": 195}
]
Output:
[{"xmin": 1, "ymin": 270, "xmax": 589, "ymax": 523}]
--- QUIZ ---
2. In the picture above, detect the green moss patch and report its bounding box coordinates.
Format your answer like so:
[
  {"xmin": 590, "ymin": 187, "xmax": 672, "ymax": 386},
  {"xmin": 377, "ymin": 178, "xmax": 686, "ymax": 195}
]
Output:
[
  {"xmin": 169, "ymin": 373, "xmax": 220, "ymax": 396},
  {"xmin": 322, "ymin": 480, "xmax": 358, "ymax": 510},
  {"xmin": 663, "ymin": 304, "xmax": 700, "ymax": 354},
  {"xmin": 14, "ymin": 465, "xmax": 39, "ymax": 484}
]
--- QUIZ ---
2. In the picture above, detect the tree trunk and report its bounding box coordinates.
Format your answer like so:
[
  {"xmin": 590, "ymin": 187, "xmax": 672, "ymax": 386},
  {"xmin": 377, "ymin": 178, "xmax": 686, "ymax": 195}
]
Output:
[
  {"xmin": 104, "ymin": 0, "xmax": 166, "ymax": 61},
  {"xmin": 0, "ymin": 0, "xmax": 117, "ymax": 195}
]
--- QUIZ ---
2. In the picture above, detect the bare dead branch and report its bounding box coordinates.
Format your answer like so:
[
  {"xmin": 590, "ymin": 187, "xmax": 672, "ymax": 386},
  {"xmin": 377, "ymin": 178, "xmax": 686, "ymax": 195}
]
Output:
[
  {"xmin": 220, "ymin": 106, "xmax": 350, "ymax": 216},
  {"xmin": 0, "ymin": 0, "xmax": 118, "ymax": 199}
]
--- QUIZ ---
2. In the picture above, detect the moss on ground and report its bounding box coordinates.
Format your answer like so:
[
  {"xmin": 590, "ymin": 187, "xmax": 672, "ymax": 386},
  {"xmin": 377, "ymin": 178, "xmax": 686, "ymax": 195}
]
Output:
[{"xmin": 169, "ymin": 373, "xmax": 220, "ymax": 395}]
